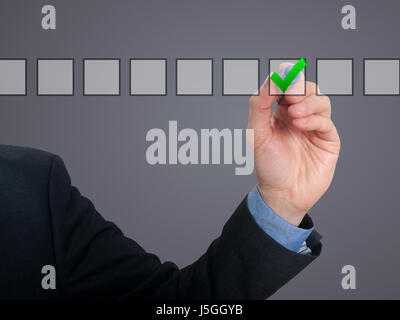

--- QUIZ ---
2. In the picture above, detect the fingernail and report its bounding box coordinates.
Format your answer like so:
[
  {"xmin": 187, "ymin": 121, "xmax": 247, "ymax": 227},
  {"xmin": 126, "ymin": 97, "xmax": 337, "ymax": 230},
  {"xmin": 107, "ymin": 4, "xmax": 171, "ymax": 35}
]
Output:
[{"xmin": 281, "ymin": 65, "xmax": 301, "ymax": 84}]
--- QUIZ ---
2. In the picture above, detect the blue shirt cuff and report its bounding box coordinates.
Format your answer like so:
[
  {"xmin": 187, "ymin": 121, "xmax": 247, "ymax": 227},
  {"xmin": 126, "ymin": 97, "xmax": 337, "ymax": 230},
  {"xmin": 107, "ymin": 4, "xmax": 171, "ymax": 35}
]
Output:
[{"xmin": 247, "ymin": 186, "xmax": 314, "ymax": 253}]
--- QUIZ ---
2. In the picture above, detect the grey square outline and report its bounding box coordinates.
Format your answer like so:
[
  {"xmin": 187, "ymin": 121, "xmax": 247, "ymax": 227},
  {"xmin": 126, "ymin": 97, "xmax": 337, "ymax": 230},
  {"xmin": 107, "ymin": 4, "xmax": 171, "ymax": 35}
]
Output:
[
  {"xmin": 316, "ymin": 58, "xmax": 354, "ymax": 96},
  {"xmin": 268, "ymin": 58, "xmax": 307, "ymax": 96},
  {"xmin": 83, "ymin": 58, "xmax": 121, "ymax": 96},
  {"xmin": 0, "ymin": 58, "xmax": 27, "ymax": 96},
  {"xmin": 222, "ymin": 58, "xmax": 260, "ymax": 96},
  {"xmin": 36, "ymin": 58, "xmax": 75, "ymax": 96},
  {"xmin": 175, "ymin": 58, "xmax": 214, "ymax": 96},
  {"xmin": 363, "ymin": 58, "xmax": 400, "ymax": 96},
  {"xmin": 129, "ymin": 58, "xmax": 167, "ymax": 96}
]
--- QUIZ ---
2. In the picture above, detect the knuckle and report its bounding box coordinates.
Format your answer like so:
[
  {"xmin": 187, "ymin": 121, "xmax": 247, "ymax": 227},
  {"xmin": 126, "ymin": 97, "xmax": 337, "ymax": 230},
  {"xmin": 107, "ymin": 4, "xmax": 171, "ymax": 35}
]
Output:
[
  {"xmin": 324, "ymin": 96, "xmax": 332, "ymax": 108},
  {"xmin": 249, "ymin": 95, "xmax": 257, "ymax": 106}
]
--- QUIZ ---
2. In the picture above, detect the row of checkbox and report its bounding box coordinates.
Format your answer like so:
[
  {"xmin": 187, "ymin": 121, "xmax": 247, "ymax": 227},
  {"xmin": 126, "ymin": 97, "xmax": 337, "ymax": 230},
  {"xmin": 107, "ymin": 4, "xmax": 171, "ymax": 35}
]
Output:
[{"xmin": 0, "ymin": 58, "xmax": 398, "ymax": 96}]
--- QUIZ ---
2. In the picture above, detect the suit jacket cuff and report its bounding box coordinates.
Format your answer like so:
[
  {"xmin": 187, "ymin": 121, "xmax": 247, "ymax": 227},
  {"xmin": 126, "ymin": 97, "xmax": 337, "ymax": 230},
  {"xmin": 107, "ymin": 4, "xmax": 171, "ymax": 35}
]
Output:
[{"xmin": 214, "ymin": 196, "xmax": 322, "ymax": 298}]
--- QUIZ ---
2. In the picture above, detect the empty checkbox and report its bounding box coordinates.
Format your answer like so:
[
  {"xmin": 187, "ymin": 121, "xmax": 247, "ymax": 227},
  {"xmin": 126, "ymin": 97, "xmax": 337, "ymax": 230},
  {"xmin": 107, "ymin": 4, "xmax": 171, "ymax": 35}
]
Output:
[
  {"xmin": 223, "ymin": 59, "xmax": 259, "ymax": 96},
  {"xmin": 364, "ymin": 59, "xmax": 400, "ymax": 96},
  {"xmin": 84, "ymin": 59, "xmax": 120, "ymax": 96},
  {"xmin": 130, "ymin": 59, "xmax": 166, "ymax": 95},
  {"xmin": 0, "ymin": 59, "xmax": 26, "ymax": 96},
  {"xmin": 317, "ymin": 59, "xmax": 353, "ymax": 96},
  {"xmin": 37, "ymin": 59, "xmax": 74, "ymax": 96},
  {"xmin": 176, "ymin": 59, "xmax": 213, "ymax": 96}
]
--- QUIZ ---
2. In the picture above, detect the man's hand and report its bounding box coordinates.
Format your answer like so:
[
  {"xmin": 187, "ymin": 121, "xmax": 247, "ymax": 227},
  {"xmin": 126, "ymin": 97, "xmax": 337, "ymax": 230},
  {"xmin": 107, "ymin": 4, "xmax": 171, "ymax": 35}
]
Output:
[{"xmin": 248, "ymin": 64, "xmax": 340, "ymax": 226}]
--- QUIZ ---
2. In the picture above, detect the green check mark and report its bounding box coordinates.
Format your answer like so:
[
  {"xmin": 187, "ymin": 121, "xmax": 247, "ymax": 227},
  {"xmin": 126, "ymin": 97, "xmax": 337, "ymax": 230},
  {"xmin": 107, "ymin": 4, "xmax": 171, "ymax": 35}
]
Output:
[{"xmin": 270, "ymin": 58, "xmax": 306, "ymax": 93}]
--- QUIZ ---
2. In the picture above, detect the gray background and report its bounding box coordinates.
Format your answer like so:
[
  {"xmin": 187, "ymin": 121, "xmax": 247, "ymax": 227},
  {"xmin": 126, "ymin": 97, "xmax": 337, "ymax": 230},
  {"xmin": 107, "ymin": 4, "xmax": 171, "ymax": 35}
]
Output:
[{"xmin": 0, "ymin": 0, "xmax": 399, "ymax": 299}]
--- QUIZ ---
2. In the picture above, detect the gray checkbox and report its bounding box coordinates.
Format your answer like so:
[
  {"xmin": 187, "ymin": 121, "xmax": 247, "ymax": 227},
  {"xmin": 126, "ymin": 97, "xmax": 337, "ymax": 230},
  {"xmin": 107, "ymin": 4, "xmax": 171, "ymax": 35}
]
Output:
[
  {"xmin": 38, "ymin": 59, "xmax": 74, "ymax": 95},
  {"xmin": 223, "ymin": 59, "xmax": 259, "ymax": 95},
  {"xmin": 0, "ymin": 59, "xmax": 26, "ymax": 95},
  {"xmin": 364, "ymin": 59, "xmax": 400, "ymax": 95},
  {"xmin": 269, "ymin": 59, "xmax": 306, "ymax": 95},
  {"xmin": 84, "ymin": 59, "xmax": 120, "ymax": 95},
  {"xmin": 317, "ymin": 59, "xmax": 353, "ymax": 95},
  {"xmin": 130, "ymin": 59, "xmax": 166, "ymax": 95},
  {"xmin": 176, "ymin": 59, "xmax": 212, "ymax": 95}
]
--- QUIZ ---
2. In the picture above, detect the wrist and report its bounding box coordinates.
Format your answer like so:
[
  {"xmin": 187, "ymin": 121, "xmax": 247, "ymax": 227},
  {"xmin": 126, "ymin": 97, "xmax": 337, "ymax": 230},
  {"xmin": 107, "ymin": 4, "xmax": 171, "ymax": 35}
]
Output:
[{"xmin": 257, "ymin": 186, "xmax": 307, "ymax": 227}]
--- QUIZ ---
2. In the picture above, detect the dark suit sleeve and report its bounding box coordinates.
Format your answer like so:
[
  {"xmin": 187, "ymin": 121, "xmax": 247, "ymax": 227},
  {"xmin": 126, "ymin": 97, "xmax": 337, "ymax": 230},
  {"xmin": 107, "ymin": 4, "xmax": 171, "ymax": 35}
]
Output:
[{"xmin": 48, "ymin": 155, "xmax": 321, "ymax": 300}]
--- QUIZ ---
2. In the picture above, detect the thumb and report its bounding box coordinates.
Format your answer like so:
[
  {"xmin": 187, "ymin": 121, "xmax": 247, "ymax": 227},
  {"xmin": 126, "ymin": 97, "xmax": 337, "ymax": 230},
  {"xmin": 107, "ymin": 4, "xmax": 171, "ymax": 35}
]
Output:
[{"xmin": 248, "ymin": 74, "xmax": 277, "ymax": 149}]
